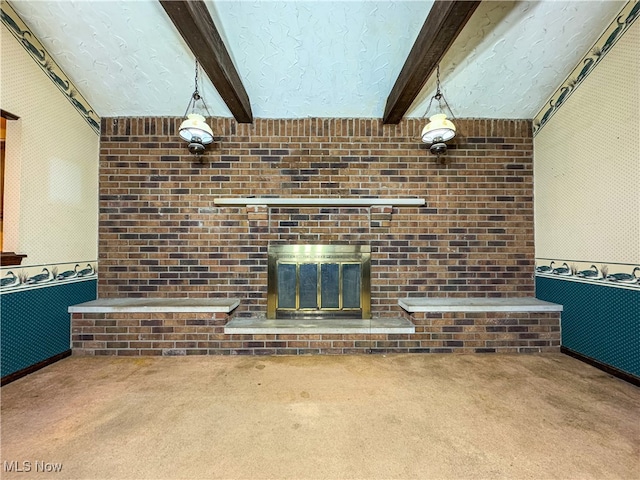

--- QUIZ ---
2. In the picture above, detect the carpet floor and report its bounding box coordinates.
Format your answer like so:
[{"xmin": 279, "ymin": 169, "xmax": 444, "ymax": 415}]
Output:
[{"xmin": 1, "ymin": 354, "xmax": 638, "ymax": 479}]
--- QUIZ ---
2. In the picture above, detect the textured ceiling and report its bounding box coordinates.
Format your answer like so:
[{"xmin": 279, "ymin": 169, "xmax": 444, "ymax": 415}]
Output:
[
  {"xmin": 7, "ymin": 0, "xmax": 626, "ymax": 120},
  {"xmin": 407, "ymin": 0, "xmax": 627, "ymax": 119}
]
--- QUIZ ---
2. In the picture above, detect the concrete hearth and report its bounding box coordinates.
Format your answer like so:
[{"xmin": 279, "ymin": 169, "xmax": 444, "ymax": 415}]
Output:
[
  {"xmin": 224, "ymin": 316, "xmax": 415, "ymax": 334},
  {"xmin": 69, "ymin": 298, "xmax": 240, "ymax": 313},
  {"xmin": 69, "ymin": 297, "xmax": 240, "ymax": 314}
]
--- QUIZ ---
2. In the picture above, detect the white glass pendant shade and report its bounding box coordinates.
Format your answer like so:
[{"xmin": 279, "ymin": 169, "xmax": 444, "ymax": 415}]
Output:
[
  {"xmin": 421, "ymin": 113, "xmax": 456, "ymax": 143},
  {"xmin": 179, "ymin": 114, "xmax": 214, "ymax": 144}
]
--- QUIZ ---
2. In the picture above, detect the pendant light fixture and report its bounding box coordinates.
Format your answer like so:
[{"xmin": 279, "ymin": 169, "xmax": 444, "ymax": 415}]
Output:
[
  {"xmin": 420, "ymin": 65, "xmax": 457, "ymax": 161},
  {"xmin": 179, "ymin": 59, "xmax": 214, "ymax": 155}
]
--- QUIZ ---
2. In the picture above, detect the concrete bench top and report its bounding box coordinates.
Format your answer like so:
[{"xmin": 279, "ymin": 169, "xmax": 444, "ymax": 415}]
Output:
[
  {"xmin": 69, "ymin": 297, "xmax": 240, "ymax": 314},
  {"xmin": 224, "ymin": 316, "xmax": 415, "ymax": 335},
  {"xmin": 398, "ymin": 297, "xmax": 563, "ymax": 313}
]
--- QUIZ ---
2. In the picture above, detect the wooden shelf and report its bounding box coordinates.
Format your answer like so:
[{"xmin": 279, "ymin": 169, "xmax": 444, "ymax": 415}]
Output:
[{"xmin": 1, "ymin": 252, "xmax": 27, "ymax": 266}]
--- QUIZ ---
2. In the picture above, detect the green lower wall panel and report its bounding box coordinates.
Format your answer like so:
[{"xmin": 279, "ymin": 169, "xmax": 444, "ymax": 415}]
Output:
[
  {"xmin": 536, "ymin": 276, "xmax": 639, "ymax": 377},
  {"xmin": 1, "ymin": 280, "xmax": 97, "ymax": 378}
]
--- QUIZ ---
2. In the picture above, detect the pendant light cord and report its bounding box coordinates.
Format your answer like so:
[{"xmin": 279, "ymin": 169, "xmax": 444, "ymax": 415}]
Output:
[
  {"xmin": 193, "ymin": 59, "xmax": 200, "ymax": 99},
  {"xmin": 183, "ymin": 59, "xmax": 212, "ymax": 118},
  {"xmin": 422, "ymin": 65, "xmax": 457, "ymax": 122}
]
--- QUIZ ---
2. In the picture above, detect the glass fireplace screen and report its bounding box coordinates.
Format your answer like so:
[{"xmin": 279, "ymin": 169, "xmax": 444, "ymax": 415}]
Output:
[{"xmin": 267, "ymin": 244, "xmax": 371, "ymax": 319}]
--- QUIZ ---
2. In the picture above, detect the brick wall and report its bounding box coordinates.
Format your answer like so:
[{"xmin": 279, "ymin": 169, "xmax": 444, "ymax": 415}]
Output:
[{"xmin": 99, "ymin": 117, "xmax": 534, "ymax": 316}]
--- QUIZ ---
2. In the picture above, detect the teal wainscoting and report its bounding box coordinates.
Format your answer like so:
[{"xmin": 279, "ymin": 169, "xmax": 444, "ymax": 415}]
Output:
[
  {"xmin": 1, "ymin": 280, "xmax": 97, "ymax": 378},
  {"xmin": 536, "ymin": 276, "xmax": 639, "ymax": 378}
]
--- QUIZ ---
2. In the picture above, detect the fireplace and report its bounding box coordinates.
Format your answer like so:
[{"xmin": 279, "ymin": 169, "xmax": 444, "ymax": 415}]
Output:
[{"xmin": 267, "ymin": 244, "xmax": 371, "ymax": 319}]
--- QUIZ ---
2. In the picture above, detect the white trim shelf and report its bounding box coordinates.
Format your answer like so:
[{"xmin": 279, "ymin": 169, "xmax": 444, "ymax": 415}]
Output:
[
  {"xmin": 213, "ymin": 197, "xmax": 425, "ymax": 207},
  {"xmin": 69, "ymin": 298, "xmax": 240, "ymax": 314},
  {"xmin": 398, "ymin": 297, "xmax": 563, "ymax": 313}
]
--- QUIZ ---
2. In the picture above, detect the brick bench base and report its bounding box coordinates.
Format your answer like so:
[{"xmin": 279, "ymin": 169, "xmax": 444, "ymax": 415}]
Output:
[
  {"xmin": 72, "ymin": 311, "xmax": 233, "ymax": 356},
  {"xmin": 404, "ymin": 311, "xmax": 561, "ymax": 353},
  {"xmin": 71, "ymin": 297, "xmax": 561, "ymax": 355},
  {"xmin": 71, "ymin": 310, "xmax": 561, "ymax": 356}
]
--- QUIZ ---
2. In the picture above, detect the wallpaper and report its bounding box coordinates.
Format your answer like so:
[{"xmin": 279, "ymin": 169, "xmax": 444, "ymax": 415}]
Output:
[
  {"xmin": 533, "ymin": 1, "xmax": 639, "ymax": 135},
  {"xmin": 1, "ymin": 23, "xmax": 99, "ymax": 266},
  {"xmin": 1, "ymin": 1, "xmax": 100, "ymax": 133},
  {"xmin": 533, "ymin": 13, "xmax": 639, "ymax": 287}
]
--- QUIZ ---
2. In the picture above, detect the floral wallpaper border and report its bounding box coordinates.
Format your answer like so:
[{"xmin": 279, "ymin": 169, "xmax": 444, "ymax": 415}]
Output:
[
  {"xmin": 533, "ymin": 1, "xmax": 639, "ymax": 136},
  {"xmin": 535, "ymin": 258, "xmax": 640, "ymax": 290},
  {"xmin": 1, "ymin": 261, "xmax": 97, "ymax": 293},
  {"xmin": 1, "ymin": 1, "xmax": 100, "ymax": 134}
]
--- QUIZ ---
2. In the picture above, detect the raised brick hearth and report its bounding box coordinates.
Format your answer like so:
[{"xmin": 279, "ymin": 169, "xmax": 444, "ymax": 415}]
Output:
[{"xmin": 71, "ymin": 310, "xmax": 560, "ymax": 355}]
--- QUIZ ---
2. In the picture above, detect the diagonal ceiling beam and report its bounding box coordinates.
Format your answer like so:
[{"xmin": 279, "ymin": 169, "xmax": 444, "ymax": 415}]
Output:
[
  {"xmin": 383, "ymin": 0, "xmax": 481, "ymax": 124},
  {"xmin": 160, "ymin": 0, "xmax": 253, "ymax": 123}
]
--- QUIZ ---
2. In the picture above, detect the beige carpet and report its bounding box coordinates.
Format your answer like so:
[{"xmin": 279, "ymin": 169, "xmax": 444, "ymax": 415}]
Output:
[{"xmin": 1, "ymin": 354, "xmax": 638, "ymax": 479}]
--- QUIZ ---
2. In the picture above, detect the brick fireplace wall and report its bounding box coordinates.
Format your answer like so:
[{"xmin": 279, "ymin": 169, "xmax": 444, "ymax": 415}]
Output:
[{"xmin": 99, "ymin": 118, "xmax": 534, "ymax": 317}]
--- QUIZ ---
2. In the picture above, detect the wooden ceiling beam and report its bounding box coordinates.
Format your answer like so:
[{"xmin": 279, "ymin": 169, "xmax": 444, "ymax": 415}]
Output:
[
  {"xmin": 160, "ymin": 0, "xmax": 253, "ymax": 123},
  {"xmin": 383, "ymin": 0, "xmax": 481, "ymax": 124}
]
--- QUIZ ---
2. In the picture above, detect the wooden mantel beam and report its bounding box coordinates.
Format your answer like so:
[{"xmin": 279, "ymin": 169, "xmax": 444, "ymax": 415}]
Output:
[
  {"xmin": 159, "ymin": 0, "xmax": 253, "ymax": 123},
  {"xmin": 383, "ymin": 0, "xmax": 481, "ymax": 124}
]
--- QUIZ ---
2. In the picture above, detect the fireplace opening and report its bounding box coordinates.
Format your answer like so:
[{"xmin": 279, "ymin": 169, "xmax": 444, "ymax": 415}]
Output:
[{"xmin": 267, "ymin": 244, "xmax": 371, "ymax": 319}]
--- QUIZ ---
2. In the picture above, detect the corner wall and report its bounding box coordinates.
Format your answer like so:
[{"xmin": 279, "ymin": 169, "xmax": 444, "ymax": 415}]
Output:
[
  {"xmin": 533, "ymin": 3, "xmax": 639, "ymax": 378},
  {"xmin": 1, "ymin": 9, "xmax": 99, "ymax": 380}
]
